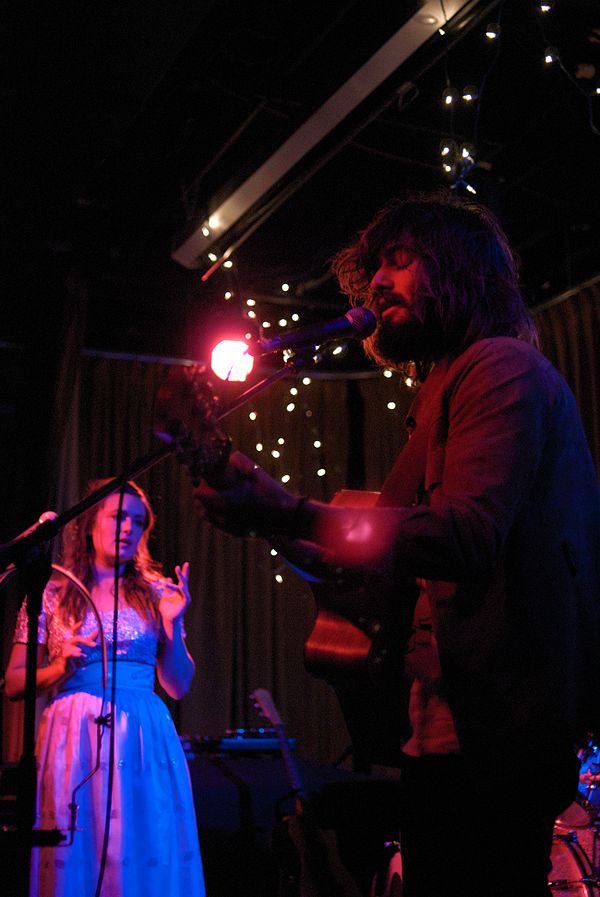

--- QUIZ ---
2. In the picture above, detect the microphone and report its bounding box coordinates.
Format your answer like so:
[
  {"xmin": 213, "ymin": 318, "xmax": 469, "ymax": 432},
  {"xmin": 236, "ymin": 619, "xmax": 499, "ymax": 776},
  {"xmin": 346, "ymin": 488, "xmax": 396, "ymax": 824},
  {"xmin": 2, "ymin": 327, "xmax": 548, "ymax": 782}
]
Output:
[
  {"xmin": 0, "ymin": 511, "xmax": 59, "ymax": 572},
  {"xmin": 249, "ymin": 307, "xmax": 377, "ymax": 356}
]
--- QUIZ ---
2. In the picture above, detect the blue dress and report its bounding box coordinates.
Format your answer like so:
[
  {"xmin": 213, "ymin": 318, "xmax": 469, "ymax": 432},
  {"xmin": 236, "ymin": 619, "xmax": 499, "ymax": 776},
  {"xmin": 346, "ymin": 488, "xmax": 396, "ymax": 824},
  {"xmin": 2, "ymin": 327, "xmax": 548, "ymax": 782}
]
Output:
[{"xmin": 14, "ymin": 583, "xmax": 206, "ymax": 897}]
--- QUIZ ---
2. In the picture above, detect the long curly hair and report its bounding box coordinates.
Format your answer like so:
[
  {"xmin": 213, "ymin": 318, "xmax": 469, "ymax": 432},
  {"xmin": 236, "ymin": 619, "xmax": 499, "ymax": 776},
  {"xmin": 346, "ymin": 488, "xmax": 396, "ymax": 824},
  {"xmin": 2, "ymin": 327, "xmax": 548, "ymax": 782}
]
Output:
[
  {"xmin": 332, "ymin": 189, "xmax": 538, "ymax": 377},
  {"xmin": 56, "ymin": 479, "xmax": 164, "ymax": 623}
]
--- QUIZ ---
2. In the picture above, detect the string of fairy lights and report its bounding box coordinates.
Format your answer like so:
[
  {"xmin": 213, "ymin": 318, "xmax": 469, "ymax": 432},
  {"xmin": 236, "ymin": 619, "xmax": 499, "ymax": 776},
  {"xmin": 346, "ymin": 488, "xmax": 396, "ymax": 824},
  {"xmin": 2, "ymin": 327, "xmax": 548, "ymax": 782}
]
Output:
[
  {"xmin": 198, "ymin": 0, "xmax": 599, "ymax": 584},
  {"xmin": 237, "ymin": 368, "xmax": 405, "ymax": 586},
  {"xmin": 438, "ymin": 0, "xmax": 600, "ymax": 193}
]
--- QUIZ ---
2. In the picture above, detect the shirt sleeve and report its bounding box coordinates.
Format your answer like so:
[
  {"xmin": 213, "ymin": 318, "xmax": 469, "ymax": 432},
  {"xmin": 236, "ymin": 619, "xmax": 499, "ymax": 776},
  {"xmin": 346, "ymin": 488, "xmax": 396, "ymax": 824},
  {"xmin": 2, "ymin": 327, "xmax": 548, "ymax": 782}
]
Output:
[
  {"xmin": 391, "ymin": 338, "xmax": 557, "ymax": 581},
  {"xmin": 312, "ymin": 339, "xmax": 560, "ymax": 583}
]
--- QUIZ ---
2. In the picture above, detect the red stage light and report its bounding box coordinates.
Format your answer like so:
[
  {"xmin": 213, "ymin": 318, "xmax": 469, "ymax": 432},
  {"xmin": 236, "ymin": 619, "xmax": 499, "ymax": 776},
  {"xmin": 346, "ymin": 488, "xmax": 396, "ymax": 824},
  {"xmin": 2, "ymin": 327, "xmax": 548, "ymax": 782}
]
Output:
[{"xmin": 210, "ymin": 340, "xmax": 254, "ymax": 382}]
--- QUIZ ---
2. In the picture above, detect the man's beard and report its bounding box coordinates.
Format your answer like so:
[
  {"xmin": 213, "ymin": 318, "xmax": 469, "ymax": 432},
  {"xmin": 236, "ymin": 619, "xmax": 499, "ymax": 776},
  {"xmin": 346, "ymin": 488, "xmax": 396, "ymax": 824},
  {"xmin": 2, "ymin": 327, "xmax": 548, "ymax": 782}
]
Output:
[{"xmin": 363, "ymin": 312, "xmax": 444, "ymax": 369}]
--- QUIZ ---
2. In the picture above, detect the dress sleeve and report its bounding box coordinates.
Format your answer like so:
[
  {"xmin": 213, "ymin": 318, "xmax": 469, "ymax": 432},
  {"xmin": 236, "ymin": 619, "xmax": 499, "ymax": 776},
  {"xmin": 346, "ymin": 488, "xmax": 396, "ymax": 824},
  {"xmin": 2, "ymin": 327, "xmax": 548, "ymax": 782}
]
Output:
[{"xmin": 12, "ymin": 588, "xmax": 54, "ymax": 646}]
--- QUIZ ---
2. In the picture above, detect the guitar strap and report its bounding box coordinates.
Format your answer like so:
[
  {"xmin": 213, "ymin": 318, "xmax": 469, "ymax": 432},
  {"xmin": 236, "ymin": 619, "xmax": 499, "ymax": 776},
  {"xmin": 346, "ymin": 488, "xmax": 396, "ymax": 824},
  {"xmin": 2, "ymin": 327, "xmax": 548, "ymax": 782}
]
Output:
[
  {"xmin": 377, "ymin": 356, "xmax": 452, "ymax": 508},
  {"xmin": 307, "ymin": 359, "xmax": 456, "ymax": 771}
]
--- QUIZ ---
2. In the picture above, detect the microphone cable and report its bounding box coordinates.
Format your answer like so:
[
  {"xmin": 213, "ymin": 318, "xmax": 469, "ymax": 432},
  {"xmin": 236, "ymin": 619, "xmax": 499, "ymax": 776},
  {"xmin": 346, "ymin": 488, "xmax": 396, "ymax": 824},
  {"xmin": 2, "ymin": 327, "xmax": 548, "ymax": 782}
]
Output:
[{"xmin": 94, "ymin": 483, "xmax": 126, "ymax": 897}]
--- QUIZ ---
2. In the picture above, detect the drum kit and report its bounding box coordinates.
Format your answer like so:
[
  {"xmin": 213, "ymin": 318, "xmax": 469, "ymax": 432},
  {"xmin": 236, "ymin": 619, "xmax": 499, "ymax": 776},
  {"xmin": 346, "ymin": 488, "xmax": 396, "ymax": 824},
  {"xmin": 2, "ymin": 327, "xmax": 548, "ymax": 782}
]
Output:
[
  {"xmin": 550, "ymin": 736, "xmax": 600, "ymax": 895},
  {"xmin": 366, "ymin": 736, "xmax": 600, "ymax": 897}
]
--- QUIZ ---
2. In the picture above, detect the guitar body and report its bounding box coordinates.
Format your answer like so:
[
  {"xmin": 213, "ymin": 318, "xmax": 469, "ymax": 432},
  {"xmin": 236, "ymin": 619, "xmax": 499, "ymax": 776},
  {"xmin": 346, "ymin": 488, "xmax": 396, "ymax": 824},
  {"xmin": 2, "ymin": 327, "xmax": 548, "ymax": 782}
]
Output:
[{"xmin": 303, "ymin": 491, "xmax": 417, "ymax": 770}]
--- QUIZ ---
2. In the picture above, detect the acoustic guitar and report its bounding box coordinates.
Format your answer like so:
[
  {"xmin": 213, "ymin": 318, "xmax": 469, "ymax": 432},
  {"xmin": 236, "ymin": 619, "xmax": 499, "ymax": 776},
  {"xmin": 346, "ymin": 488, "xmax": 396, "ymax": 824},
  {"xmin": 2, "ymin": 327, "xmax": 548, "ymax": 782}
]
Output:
[
  {"xmin": 298, "ymin": 491, "xmax": 416, "ymax": 771},
  {"xmin": 154, "ymin": 364, "xmax": 416, "ymax": 770}
]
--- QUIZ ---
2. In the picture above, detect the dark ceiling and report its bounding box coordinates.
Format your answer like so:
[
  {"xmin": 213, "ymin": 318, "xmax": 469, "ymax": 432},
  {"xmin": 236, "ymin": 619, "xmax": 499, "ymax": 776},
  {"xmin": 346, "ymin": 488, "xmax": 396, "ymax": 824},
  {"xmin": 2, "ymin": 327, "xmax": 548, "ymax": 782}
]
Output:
[{"xmin": 4, "ymin": 0, "xmax": 600, "ymax": 369}]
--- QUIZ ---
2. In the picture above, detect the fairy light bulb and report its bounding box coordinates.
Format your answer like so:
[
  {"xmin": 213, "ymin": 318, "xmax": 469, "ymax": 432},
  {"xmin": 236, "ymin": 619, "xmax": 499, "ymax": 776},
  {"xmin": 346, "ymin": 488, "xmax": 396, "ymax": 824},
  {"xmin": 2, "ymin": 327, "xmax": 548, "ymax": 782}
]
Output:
[
  {"xmin": 278, "ymin": 319, "xmax": 288, "ymax": 327},
  {"xmin": 201, "ymin": 225, "xmax": 210, "ymax": 237},
  {"xmin": 539, "ymin": 1, "xmax": 553, "ymax": 11},
  {"xmin": 281, "ymin": 474, "xmax": 291, "ymax": 484},
  {"xmin": 485, "ymin": 23, "xmax": 500, "ymax": 40},
  {"xmin": 275, "ymin": 574, "xmax": 284, "ymax": 584},
  {"xmin": 247, "ymin": 309, "xmax": 256, "ymax": 319},
  {"xmin": 462, "ymin": 85, "xmax": 479, "ymax": 103},
  {"xmin": 208, "ymin": 252, "xmax": 218, "ymax": 262},
  {"xmin": 383, "ymin": 369, "xmax": 393, "ymax": 378},
  {"xmin": 302, "ymin": 377, "xmax": 311, "ymax": 385},
  {"xmin": 439, "ymin": 138, "xmax": 457, "ymax": 157},
  {"xmin": 544, "ymin": 46, "xmax": 559, "ymax": 64},
  {"xmin": 223, "ymin": 260, "xmax": 233, "ymax": 268},
  {"xmin": 460, "ymin": 143, "xmax": 475, "ymax": 162},
  {"xmin": 249, "ymin": 411, "xmax": 257, "ymax": 420},
  {"xmin": 246, "ymin": 298, "xmax": 256, "ymax": 306},
  {"xmin": 286, "ymin": 402, "xmax": 296, "ymax": 412},
  {"xmin": 387, "ymin": 401, "xmax": 397, "ymax": 410},
  {"xmin": 281, "ymin": 283, "xmax": 290, "ymax": 292},
  {"xmin": 442, "ymin": 86, "xmax": 459, "ymax": 106},
  {"xmin": 317, "ymin": 468, "xmax": 326, "ymax": 477},
  {"xmin": 224, "ymin": 291, "xmax": 232, "ymax": 300},
  {"xmin": 291, "ymin": 313, "xmax": 300, "ymax": 322}
]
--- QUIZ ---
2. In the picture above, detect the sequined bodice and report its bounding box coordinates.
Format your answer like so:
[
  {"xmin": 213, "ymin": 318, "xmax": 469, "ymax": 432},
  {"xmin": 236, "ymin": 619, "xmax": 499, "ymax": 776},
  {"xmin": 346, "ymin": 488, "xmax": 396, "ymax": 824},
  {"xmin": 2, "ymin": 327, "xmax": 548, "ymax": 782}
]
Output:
[{"xmin": 14, "ymin": 582, "xmax": 162, "ymax": 667}]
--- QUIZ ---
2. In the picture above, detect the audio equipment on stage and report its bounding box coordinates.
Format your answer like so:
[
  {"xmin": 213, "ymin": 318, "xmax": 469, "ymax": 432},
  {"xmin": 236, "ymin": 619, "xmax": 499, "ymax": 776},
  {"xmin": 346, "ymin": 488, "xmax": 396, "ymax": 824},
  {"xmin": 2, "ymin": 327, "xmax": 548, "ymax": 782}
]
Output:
[{"xmin": 181, "ymin": 727, "xmax": 296, "ymax": 757}]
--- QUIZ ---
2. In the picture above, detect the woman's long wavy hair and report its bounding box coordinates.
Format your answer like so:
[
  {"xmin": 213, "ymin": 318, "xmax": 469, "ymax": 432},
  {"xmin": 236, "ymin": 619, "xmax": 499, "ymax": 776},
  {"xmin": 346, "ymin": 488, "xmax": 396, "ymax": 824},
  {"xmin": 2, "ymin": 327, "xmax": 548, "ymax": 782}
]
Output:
[
  {"xmin": 55, "ymin": 479, "xmax": 163, "ymax": 623},
  {"xmin": 332, "ymin": 189, "xmax": 538, "ymax": 377}
]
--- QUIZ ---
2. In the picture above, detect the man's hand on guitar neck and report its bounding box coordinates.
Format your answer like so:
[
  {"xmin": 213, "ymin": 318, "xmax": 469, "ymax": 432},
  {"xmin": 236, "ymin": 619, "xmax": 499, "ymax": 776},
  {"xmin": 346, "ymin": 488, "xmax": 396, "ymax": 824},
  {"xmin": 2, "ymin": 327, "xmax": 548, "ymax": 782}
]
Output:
[
  {"xmin": 192, "ymin": 450, "xmax": 400, "ymax": 574},
  {"xmin": 194, "ymin": 451, "xmax": 344, "ymax": 578},
  {"xmin": 193, "ymin": 450, "xmax": 309, "ymax": 539}
]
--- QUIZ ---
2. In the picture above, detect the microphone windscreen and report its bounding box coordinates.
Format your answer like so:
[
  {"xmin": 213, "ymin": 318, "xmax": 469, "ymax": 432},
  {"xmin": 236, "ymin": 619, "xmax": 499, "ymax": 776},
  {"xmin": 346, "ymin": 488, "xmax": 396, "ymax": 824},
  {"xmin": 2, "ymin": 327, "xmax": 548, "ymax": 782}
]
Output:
[{"xmin": 345, "ymin": 306, "xmax": 377, "ymax": 339}]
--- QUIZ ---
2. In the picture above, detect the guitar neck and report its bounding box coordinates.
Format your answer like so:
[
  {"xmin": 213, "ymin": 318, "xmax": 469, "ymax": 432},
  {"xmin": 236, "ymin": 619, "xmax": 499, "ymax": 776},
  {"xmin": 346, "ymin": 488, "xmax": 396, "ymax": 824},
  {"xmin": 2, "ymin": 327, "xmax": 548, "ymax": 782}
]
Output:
[{"xmin": 273, "ymin": 722, "xmax": 306, "ymax": 814}]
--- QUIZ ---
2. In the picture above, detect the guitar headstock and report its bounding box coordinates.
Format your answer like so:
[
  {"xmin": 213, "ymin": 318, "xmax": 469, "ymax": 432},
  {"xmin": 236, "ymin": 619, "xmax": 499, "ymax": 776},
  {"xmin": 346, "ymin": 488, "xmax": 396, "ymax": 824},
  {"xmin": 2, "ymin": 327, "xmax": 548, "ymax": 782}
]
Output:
[
  {"xmin": 153, "ymin": 364, "xmax": 232, "ymax": 486},
  {"xmin": 250, "ymin": 687, "xmax": 283, "ymax": 727}
]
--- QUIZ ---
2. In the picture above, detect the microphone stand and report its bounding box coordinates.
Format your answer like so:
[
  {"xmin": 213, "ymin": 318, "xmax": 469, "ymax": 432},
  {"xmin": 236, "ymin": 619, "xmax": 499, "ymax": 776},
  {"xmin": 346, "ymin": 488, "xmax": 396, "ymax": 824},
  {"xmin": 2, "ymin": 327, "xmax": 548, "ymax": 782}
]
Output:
[{"xmin": 0, "ymin": 347, "xmax": 314, "ymax": 895}]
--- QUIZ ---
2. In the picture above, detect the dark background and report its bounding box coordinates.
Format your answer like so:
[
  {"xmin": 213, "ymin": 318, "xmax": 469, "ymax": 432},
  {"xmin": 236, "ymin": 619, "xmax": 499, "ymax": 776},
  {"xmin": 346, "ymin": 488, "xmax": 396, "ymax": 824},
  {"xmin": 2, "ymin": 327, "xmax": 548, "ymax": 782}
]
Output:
[{"xmin": 3, "ymin": 0, "xmax": 600, "ymax": 362}]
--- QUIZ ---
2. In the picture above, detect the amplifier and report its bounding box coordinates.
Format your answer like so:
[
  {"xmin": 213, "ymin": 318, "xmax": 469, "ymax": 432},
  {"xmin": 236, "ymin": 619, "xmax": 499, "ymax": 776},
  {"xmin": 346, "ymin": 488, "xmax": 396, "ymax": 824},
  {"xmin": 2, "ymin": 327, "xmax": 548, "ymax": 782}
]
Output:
[{"xmin": 181, "ymin": 727, "xmax": 296, "ymax": 756}]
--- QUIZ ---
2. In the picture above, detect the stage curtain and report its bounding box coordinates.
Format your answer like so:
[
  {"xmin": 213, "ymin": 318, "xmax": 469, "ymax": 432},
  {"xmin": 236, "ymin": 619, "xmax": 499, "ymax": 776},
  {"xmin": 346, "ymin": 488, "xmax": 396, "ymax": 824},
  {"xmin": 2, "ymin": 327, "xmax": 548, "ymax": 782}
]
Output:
[{"xmin": 535, "ymin": 278, "xmax": 600, "ymax": 475}]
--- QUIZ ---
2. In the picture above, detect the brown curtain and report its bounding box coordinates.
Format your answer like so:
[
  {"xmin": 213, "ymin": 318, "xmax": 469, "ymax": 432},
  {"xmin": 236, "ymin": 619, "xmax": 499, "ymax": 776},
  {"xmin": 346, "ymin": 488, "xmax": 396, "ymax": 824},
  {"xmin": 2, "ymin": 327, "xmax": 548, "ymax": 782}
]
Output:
[
  {"xmin": 72, "ymin": 358, "xmax": 410, "ymax": 762},
  {"xmin": 535, "ymin": 277, "xmax": 600, "ymax": 475}
]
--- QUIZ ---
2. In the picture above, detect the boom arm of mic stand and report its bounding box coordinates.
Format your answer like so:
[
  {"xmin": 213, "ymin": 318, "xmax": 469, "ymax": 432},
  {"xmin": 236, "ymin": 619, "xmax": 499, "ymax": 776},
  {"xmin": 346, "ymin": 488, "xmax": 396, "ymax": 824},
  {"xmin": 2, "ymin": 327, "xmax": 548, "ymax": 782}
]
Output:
[{"xmin": 0, "ymin": 442, "xmax": 174, "ymax": 575}]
